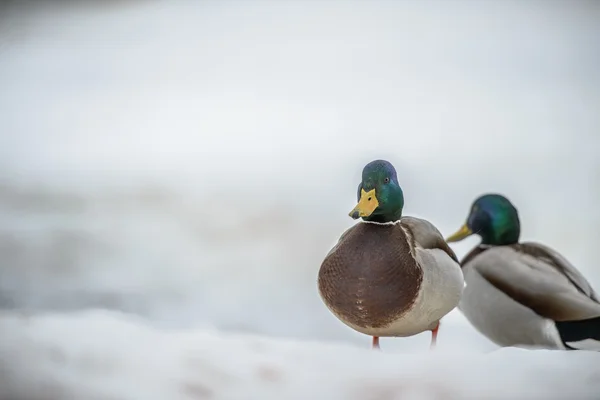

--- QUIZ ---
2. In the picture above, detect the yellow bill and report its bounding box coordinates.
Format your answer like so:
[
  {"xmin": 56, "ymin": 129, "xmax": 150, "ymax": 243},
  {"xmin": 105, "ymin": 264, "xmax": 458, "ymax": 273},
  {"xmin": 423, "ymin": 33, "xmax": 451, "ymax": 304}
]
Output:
[
  {"xmin": 446, "ymin": 224, "xmax": 473, "ymax": 242},
  {"xmin": 349, "ymin": 188, "xmax": 379, "ymax": 219}
]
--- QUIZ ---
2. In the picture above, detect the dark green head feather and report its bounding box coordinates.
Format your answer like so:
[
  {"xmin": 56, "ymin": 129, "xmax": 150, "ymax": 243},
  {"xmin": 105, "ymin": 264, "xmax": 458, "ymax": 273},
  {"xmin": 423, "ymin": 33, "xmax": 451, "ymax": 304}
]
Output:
[
  {"xmin": 349, "ymin": 160, "xmax": 405, "ymax": 223},
  {"xmin": 466, "ymin": 194, "xmax": 521, "ymax": 245}
]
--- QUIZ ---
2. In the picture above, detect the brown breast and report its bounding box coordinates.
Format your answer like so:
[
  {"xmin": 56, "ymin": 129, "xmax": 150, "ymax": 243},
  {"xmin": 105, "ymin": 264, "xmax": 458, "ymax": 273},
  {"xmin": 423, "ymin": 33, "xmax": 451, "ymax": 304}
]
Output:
[{"xmin": 317, "ymin": 222, "xmax": 423, "ymax": 329}]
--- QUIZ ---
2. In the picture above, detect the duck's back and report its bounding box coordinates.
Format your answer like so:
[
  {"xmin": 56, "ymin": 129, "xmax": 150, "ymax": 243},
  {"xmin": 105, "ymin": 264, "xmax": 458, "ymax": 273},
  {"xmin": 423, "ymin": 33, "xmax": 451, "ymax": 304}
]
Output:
[
  {"xmin": 459, "ymin": 243, "xmax": 600, "ymax": 349},
  {"xmin": 318, "ymin": 222, "xmax": 423, "ymax": 332}
]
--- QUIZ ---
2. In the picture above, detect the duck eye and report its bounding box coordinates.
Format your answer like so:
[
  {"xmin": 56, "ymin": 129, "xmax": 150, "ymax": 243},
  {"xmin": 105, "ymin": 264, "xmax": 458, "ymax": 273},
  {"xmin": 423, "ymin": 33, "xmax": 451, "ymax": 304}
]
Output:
[{"xmin": 384, "ymin": 177, "xmax": 390, "ymax": 184}]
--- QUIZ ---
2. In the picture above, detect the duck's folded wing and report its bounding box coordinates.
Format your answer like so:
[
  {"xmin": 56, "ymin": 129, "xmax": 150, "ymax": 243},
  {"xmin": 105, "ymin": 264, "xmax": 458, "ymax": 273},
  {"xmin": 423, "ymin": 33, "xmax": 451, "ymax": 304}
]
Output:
[
  {"xmin": 518, "ymin": 242, "xmax": 599, "ymax": 302},
  {"xmin": 474, "ymin": 246, "xmax": 600, "ymax": 322},
  {"xmin": 401, "ymin": 216, "xmax": 459, "ymax": 263}
]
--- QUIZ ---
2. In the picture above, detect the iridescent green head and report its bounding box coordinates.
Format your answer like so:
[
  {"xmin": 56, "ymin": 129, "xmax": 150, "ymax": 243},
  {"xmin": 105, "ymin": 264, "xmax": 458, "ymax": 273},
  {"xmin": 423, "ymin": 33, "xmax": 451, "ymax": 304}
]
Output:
[
  {"xmin": 349, "ymin": 160, "xmax": 404, "ymax": 223},
  {"xmin": 446, "ymin": 194, "xmax": 520, "ymax": 246}
]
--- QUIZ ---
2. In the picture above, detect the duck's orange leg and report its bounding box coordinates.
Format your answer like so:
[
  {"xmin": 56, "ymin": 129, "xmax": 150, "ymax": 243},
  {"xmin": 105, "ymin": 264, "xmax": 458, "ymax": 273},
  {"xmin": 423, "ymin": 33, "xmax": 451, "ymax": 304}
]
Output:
[
  {"xmin": 430, "ymin": 322, "xmax": 440, "ymax": 350},
  {"xmin": 372, "ymin": 336, "xmax": 380, "ymax": 350}
]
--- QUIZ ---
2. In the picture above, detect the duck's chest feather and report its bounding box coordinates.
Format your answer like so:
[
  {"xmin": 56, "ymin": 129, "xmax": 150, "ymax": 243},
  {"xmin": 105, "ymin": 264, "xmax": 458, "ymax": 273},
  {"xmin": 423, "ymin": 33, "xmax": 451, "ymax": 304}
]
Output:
[{"xmin": 317, "ymin": 222, "xmax": 422, "ymax": 329}]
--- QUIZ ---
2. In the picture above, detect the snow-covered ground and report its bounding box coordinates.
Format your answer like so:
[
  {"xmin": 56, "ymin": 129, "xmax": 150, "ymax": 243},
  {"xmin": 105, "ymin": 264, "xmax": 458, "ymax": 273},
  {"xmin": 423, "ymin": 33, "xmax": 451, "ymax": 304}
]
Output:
[
  {"xmin": 1, "ymin": 309, "xmax": 599, "ymax": 400},
  {"xmin": 0, "ymin": 1, "xmax": 599, "ymax": 398}
]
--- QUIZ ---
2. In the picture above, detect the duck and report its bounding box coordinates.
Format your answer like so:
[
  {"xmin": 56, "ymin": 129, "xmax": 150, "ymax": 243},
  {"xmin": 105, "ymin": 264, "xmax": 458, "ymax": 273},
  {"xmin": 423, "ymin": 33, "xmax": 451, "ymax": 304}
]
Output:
[
  {"xmin": 318, "ymin": 160, "xmax": 464, "ymax": 350},
  {"xmin": 446, "ymin": 193, "xmax": 600, "ymax": 351}
]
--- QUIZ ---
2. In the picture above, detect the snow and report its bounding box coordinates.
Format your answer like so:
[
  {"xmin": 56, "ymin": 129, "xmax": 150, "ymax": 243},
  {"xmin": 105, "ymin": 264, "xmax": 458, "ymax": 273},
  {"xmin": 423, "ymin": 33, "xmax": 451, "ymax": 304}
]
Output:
[{"xmin": 1, "ymin": 309, "xmax": 599, "ymax": 400}]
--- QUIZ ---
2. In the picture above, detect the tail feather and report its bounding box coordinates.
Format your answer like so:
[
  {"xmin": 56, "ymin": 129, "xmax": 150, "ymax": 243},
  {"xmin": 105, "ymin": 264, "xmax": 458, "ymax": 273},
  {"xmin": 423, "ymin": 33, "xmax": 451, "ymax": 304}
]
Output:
[{"xmin": 555, "ymin": 316, "xmax": 600, "ymax": 351}]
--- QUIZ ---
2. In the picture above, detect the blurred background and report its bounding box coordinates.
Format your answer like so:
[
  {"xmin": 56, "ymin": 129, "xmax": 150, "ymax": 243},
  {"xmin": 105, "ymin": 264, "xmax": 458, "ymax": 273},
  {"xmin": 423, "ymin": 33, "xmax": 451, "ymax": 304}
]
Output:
[{"xmin": 0, "ymin": 0, "xmax": 599, "ymax": 353}]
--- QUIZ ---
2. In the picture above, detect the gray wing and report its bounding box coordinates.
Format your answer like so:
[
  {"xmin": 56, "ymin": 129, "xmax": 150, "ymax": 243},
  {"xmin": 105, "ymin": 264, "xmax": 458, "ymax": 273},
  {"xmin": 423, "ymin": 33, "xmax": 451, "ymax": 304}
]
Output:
[
  {"xmin": 518, "ymin": 242, "xmax": 599, "ymax": 302},
  {"xmin": 400, "ymin": 216, "xmax": 459, "ymax": 263},
  {"xmin": 473, "ymin": 245, "xmax": 600, "ymax": 322}
]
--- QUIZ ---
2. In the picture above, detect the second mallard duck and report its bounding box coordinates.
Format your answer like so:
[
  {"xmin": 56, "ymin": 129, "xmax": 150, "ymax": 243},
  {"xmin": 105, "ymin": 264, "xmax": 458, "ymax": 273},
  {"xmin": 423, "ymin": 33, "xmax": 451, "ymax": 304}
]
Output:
[
  {"xmin": 446, "ymin": 194, "xmax": 600, "ymax": 351},
  {"xmin": 318, "ymin": 160, "xmax": 464, "ymax": 350}
]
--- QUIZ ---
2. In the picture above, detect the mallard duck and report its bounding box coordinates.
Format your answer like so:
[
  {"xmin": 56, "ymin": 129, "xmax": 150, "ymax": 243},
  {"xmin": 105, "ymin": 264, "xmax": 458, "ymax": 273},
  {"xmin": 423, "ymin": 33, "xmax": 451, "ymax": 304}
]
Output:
[
  {"xmin": 318, "ymin": 160, "xmax": 464, "ymax": 350},
  {"xmin": 446, "ymin": 194, "xmax": 600, "ymax": 351}
]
